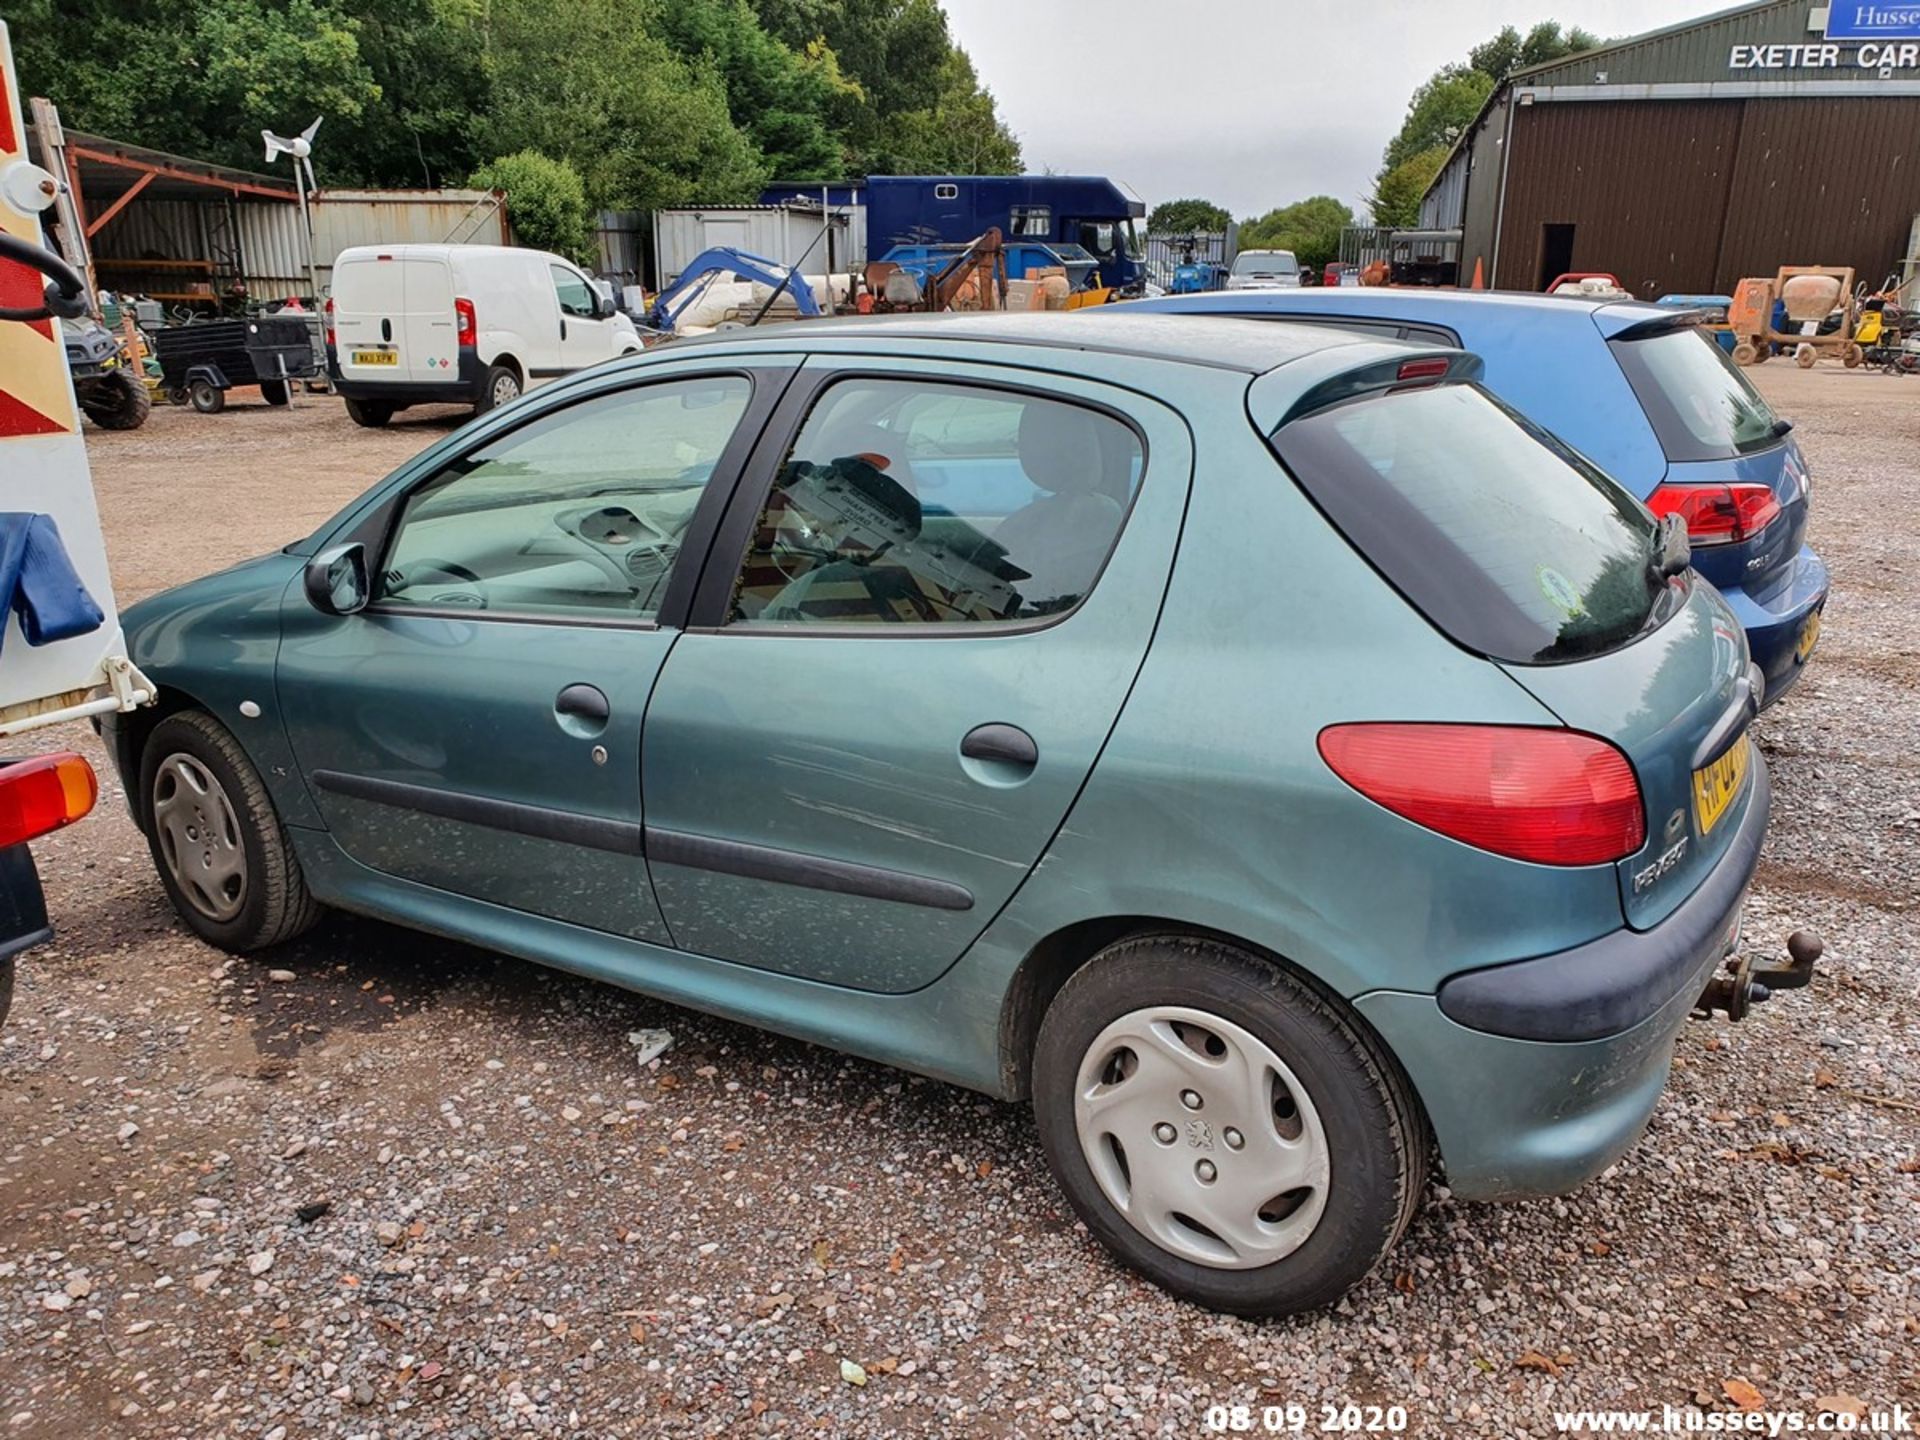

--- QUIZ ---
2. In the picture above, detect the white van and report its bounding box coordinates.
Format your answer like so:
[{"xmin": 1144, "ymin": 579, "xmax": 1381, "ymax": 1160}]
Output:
[{"xmin": 326, "ymin": 244, "xmax": 642, "ymax": 427}]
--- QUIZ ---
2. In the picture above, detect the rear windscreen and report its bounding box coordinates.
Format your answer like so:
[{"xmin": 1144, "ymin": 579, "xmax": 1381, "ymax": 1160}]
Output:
[
  {"xmin": 1271, "ymin": 383, "xmax": 1680, "ymax": 665},
  {"xmin": 1608, "ymin": 325, "xmax": 1779, "ymax": 461}
]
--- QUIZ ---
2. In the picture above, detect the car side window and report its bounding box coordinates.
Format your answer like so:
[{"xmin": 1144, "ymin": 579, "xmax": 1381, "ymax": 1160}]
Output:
[
  {"xmin": 728, "ymin": 378, "xmax": 1144, "ymax": 627},
  {"xmin": 378, "ymin": 376, "xmax": 752, "ymax": 621},
  {"xmin": 551, "ymin": 265, "xmax": 597, "ymax": 319}
]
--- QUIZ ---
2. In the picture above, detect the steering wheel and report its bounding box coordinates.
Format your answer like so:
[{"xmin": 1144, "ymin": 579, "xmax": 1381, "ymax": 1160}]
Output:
[
  {"xmin": 0, "ymin": 232, "xmax": 90, "ymax": 324},
  {"xmin": 398, "ymin": 557, "xmax": 489, "ymax": 609}
]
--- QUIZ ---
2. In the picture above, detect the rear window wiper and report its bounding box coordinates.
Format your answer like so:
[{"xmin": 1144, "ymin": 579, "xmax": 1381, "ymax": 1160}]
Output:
[{"xmin": 1650, "ymin": 513, "xmax": 1691, "ymax": 580}]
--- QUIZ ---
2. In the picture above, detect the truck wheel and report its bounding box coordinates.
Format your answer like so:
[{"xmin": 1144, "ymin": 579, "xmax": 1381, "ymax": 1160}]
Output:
[
  {"xmin": 188, "ymin": 379, "xmax": 227, "ymax": 414},
  {"xmin": 138, "ymin": 710, "xmax": 322, "ymax": 953},
  {"xmin": 1031, "ymin": 935, "xmax": 1428, "ymax": 1317},
  {"xmin": 344, "ymin": 397, "xmax": 393, "ymax": 428},
  {"xmin": 473, "ymin": 364, "xmax": 521, "ymax": 415},
  {"xmin": 259, "ymin": 379, "xmax": 290, "ymax": 406},
  {"xmin": 81, "ymin": 369, "xmax": 152, "ymax": 430}
]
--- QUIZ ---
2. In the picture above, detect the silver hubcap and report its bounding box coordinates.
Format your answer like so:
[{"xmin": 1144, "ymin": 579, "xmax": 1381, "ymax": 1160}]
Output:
[
  {"xmin": 152, "ymin": 754, "xmax": 247, "ymax": 922},
  {"xmin": 492, "ymin": 374, "xmax": 519, "ymax": 406},
  {"xmin": 1073, "ymin": 1005, "xmax": 1330, "ymax": 1270}
]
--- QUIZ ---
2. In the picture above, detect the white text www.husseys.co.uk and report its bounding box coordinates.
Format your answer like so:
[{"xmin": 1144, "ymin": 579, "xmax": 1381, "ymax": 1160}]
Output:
[{"xmin": 1553, "ymin": 1404, "xmax": 1913, "ymax": 1435}]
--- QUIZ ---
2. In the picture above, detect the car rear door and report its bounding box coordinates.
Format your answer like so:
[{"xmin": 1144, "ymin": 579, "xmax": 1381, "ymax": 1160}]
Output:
[
  {"xmin": 275, "ymin": 356, "xmax": 795, "ymax": 939},
  {"xmin": 637, "ymin": 356, "xmax": 1193, "ymax": 993}
]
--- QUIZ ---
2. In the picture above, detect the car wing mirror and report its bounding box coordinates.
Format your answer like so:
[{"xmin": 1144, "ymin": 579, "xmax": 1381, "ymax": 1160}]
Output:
[{"xmin": 304, "ymin": 542, "xmax": 370, "ymax": 615}]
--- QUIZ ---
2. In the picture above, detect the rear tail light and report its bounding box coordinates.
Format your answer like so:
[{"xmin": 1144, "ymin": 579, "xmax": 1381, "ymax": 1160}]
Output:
[
  {"xmin": 0, "ymin": 754, "xmax": 98, "ymax": 850},
  {"xmin": 1645, "ymin": 482, "xmax": 1781, "ymax": 546},
  {"xmin": 1395, "ymin": 357, "xmax": 1451, "ymax": 383},
  {"xmin": 323, "ymin": 295, "xmax": 335, "ymax": 350},
  {"xmin": 1318, "ymin": 723, "xmax": 1645, "ymax": 866},
  {"xmin": 455, "ymin": 296, "xmax": 477, "ymax": 348}
]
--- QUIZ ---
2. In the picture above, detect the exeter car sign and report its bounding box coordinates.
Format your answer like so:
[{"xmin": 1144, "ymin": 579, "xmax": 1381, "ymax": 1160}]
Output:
[{"xmin": 1825, "ymin": 2, "xmax": 1920, "ymax": 41}]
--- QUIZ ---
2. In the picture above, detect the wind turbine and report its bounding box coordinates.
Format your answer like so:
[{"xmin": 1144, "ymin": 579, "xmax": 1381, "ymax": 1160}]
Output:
[{"xmin": 263, "ymin": 118, "xmax": 323, "ymax": 304}]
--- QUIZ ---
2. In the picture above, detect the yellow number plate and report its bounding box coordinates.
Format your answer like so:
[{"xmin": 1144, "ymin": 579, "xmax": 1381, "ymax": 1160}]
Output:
[
  {"xmin": 1692, "ymin": 739, "xmax": 1752, "ymax": 836},
  {"xmin": 1795, "ymin": 607, "xmax": 1823, "ymax": 662},
  {"xmin": 352, "ymin": 350, "xmax": 398, "ymax": 366}
]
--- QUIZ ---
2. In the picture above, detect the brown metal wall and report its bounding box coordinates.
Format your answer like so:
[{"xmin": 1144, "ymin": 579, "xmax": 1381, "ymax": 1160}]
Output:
[
  {"xmin": 1715, "ymin": 97, "xmax": 1920, "ymax": 290},
  {"xmin": 1496, "ymin": 96, "xmax": 1920, "ymax": 295},
  {"xmin": 1495, "ymin": 100, "xmax": 1742, "ymax": 295}
]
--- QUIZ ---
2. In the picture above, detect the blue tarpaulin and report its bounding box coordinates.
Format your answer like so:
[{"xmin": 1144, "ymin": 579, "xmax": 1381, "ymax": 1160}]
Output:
[{"xmin": 0, "ymin": 513, "xmax": 104, "ymax": 657}]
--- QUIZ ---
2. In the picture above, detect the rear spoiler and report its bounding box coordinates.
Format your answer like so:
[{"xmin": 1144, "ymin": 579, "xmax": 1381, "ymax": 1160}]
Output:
[
  {"xmin": 1607, "ymin": 311, "xmax": 1714, "ymax": 342},
  {"xmin": 1263, "ymin": 349, "xmax": 1485, "ymax": 431}
]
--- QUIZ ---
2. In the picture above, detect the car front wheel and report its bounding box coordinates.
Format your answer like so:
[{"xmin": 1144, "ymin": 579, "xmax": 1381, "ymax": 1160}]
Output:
[
  {"xmin": 139, "ymin": 711, "xmax": 322, "ymax": 953},
  {"xmin": 1032, "ymin": 935, "xmax": 1427, "ymax": 1316}
]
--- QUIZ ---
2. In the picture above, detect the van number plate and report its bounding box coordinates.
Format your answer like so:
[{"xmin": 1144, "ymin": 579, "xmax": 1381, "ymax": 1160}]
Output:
[
  {"xmin": 1691, "ymin": 738, "xmax": 1751, "ymax": 836},
  {"xmin": 352, "ymin": 350, "xmax": 398, "ymax": 366}
]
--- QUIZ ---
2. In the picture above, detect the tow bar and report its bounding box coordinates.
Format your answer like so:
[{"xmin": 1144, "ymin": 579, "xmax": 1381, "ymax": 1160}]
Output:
[{"xmin": 1695, "ymin": 929, "xmax": 1824, "ymax": 1022}]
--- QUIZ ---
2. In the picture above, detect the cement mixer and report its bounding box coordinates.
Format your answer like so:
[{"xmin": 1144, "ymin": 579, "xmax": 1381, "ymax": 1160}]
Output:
[{"xmin": 1770, "ymin": 266, "xmax": 1861, "ymax": 369}]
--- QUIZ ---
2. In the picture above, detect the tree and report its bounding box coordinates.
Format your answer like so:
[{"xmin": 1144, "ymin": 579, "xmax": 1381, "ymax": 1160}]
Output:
[
  {"xmin": 479, "ymin": 0, "xmax": 769, "ymax": 213},
  {"xmin": 1469, "ymin": 21, "xmax": 1602, "ymax": 83},
  {"xmin": 1149, "ymin": 198, "xmax": 1231, "ymax": 235},
  {"xmin": 472, "ymin": 151, "xmax": 596, "ymax": 262},
  {"xmin": 1239, "ymin": 195, "xmax": 1352, "ymax": 272},
  {"xmin": 1380, "ymin": 65, "xmax": 1493, "ymax": 175},
  {"xmin": 866, "ymin": 51, "xmax": 1020, "ymax": 174},
  {"xmin": 1369, "ymin": 146, "xmax": 1448, "ymax": 228},
  {"xmin": 653, "ymin": 0, "xmax": 858, "ymax": 179}
]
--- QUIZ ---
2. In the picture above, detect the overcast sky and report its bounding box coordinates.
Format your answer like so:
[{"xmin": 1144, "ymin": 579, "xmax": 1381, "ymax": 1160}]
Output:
[{"xmin": 939, "ymin": 0, "xmax": 1729, "ymax": 221}]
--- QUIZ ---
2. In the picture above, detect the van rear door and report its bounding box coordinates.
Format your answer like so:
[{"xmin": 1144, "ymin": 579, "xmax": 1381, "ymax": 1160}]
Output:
[{"xmin": 333, "ymin": 252, "xmax": 456, "ymax": 386}]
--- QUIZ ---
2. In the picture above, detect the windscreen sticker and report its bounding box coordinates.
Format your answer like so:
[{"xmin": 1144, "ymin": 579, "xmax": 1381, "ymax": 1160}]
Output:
[{"xmin": 1537, "ymin": 565, "xmax": 1585, "ymax": 616}]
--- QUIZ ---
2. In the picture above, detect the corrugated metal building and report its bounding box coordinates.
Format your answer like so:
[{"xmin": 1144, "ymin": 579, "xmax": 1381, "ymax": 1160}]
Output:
[
  {"xmin": 26, "ymin": 121, "xmax": 506, "ymax": 304},
  {"xmin": 1420, "ymin": 0, "xmax": 1920, "ymax": 295},
  {"xmin": 652, "ymin": 203, "xmax": 865, "ymax": 286}
]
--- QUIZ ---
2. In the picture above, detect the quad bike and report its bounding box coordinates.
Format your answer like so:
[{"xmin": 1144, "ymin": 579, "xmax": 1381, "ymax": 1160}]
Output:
[{"xmin": 62, "ymin": 316, "xmax": 151, "ymax": 430}]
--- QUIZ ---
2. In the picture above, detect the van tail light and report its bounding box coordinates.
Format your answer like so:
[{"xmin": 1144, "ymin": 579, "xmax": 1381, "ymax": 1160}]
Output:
[
  {"xmin": 1317, "ymin": 724, "xmax": 1644, "ymax": 866},
  {"xmin": 1644, "ymin": 482, "xmax": 1781, "ymax": 546},
  {"xmin": 323, "ymin": 295, "xmax": 335, "ymax": 350},
  {"xmin": 0, "ymin": 754, "xmax": 98, "ymax": 849},
  {"xmin": 455, "ymin": 296, "xmax": 477, "ymax": 348}
]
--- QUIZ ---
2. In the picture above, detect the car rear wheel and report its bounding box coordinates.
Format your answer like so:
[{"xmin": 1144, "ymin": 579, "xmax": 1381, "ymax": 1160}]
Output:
[
  {"xmin": 1032, "ymin": 935, "xmax": 1427, "ymax": 1316},
  {"xmin": 0, "ymin": 956, "xmax": 12, "ymax": 1029},
  {"xmin": 344, "ymin": 397, "xmax": 392, "ymax": 428},
  {"xmin": 474, "ymin": 364, "xmax": 521, "ymax": 415},
  {"xmin": 139, "ymin": 711, "xmax": 322, "ymax": 953}
]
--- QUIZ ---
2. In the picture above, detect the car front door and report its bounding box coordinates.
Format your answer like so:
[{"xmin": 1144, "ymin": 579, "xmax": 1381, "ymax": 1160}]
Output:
[
  {"xmin": 275, "ymin": 358, "xmax": 794, "ymax": 940},
  {"xmin": 638, "ymin": 357, "xmax": 1193, "ymax": 992},
  {"xmin": 550, "ymin": 263, "xmax": 611, "ymax": 372}
]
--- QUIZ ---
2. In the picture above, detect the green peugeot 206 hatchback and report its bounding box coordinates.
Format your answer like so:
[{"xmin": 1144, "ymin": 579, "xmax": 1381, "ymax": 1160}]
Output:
[{"xmin": 103, "ymin": 313, "xmax": 1800, "ymax": 1316}]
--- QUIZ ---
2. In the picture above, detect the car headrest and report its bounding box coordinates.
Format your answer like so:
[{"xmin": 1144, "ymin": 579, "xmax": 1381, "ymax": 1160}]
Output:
[{"xmin": 1017, "ymin": 403, "xmax": 1104, "ymax": 496}]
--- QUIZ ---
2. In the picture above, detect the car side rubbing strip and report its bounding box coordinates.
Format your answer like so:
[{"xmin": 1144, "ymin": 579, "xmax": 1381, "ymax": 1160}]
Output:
[
  {"xmin": 310, "ymin": 771, "xmax": 644, "ymax": 856},
  {"xmin": 644, "ymin": 828, "xmax": 975, "ymax": 912}
]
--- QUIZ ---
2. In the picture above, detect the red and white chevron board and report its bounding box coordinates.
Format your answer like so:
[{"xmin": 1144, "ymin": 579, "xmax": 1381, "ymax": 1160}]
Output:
[{"xmin": 0, "ymin": 20, "xmax": 79, "ymax": 439}]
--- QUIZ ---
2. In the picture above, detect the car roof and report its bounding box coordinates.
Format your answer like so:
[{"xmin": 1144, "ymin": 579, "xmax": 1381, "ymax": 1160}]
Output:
[
  {"xmin": 650, "ymin": 310, "xmax": 1414, "ymax": 376},
  {"xmin": 1125, "ymin": 287, "xmax": 1672, "ymax": 334}
]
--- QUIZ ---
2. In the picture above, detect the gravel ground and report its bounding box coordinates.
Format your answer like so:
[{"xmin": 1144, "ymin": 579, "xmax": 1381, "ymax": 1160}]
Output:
[{"xmin": 2, "ymin": 370, "xmax": 1916, "ymax": 1438}]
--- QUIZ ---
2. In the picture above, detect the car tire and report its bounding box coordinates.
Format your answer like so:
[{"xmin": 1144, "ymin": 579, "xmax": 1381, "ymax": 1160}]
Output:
[
  {"xmin": 80, "ymin": 369, "xmax": 152, "ymax": 430},
  {"xmin": 0, "ymin": 956, "xmax": 12, "ymax": 1030},
  {"xmin": 1031, "ymin": 935, "xmax": 1427, "ymax": 1317},
  {"xmin": 473, "ymin": 364, "xmax": 521, "ymax": 415},
  {"xmin": 138, "ymin": 710, "xmax": 322, "ymax": 953},
  {"xmin": 344, "ymin": 397, "xmax": 393, "ymax": 428},
  {"xmin": 260, "ymin": 379, "xmax": 290, "ymax": 406},
  {"xmin": 188, "ymin": 379, "xmax": 226, "ymax": 414}
]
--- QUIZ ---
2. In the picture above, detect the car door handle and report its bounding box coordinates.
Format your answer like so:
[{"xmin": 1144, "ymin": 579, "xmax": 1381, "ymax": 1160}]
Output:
[
  {"xmin": 961, "ymin": 723, "xmax": 1038, "ymax": 767},
  {"xmin": 555, "ymin": 683, "xmax": 610, "ymax": 725}
]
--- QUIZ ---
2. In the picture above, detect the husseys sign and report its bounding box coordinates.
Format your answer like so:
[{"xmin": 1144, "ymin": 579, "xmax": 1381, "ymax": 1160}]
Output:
[{"xmin": 1729, "ymin": 2, "xmax": 1920, "ymax": 69}]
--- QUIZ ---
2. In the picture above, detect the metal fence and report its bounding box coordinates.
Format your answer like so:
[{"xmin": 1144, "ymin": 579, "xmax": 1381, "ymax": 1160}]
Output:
[{"xmin": 1142, "ymin": 230, "xmax": 1235, "ymax": 291}]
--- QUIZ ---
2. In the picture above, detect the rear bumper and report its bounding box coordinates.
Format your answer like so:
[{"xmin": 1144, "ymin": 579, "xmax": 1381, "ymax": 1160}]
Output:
[
  {"xmin": 1717, "ymin": 546, "xmax": 1828, "ymax": 706},
  {"xmin": 1357, "ymin": 751, "xmax": 1770, "ymax": 1200},
  {"xmin": 327, "ymin": 345, "xmax": 484, "ymax": 406}
]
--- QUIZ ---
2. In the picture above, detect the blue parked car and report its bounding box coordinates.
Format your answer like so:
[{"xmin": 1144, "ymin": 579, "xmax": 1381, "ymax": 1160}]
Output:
[
  {"xmin": 104, "ymin": 315, "xmax": 1812, "ymax": 1316},
  {"xmin": 1116, "ymin": 289, "xmax": 1829, "ymax": 704}
]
